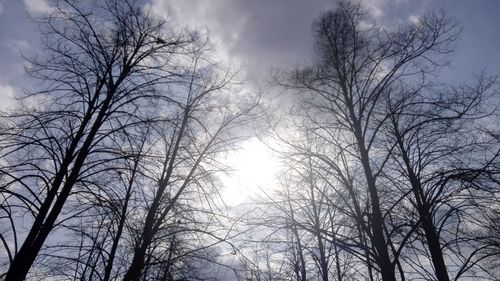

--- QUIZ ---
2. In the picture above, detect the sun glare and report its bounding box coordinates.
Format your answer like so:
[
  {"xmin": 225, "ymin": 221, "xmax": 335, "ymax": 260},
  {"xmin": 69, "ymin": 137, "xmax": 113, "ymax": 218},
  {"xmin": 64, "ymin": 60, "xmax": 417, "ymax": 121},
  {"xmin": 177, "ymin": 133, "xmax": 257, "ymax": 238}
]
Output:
[{"xmin": 220, "ymin": 138, "xmax": 280, "ymax": 205}]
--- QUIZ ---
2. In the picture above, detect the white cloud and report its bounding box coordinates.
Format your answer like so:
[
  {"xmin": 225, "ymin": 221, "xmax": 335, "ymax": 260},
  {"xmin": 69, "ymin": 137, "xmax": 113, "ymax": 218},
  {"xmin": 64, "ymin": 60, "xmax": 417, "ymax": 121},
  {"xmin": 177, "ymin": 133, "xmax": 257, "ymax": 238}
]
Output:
[
  {"xmin": 0, "ymin": 82, "xmax": 16, "ymax": 111},
  {"xmin": 144, "ymin": 0, "xmax": 248, "ymax": 64},
  {"xmin": 359, "ymin": 20, "xmax": 374, "ymax": 31},
  {"xmin": 360, "ymin": 0, "xmax": 386, "ymax": 18},
  {"xmin": 0, "ymin": 1, "xmax": 4, "ymax": 14},
  {"xmin": 408, "ymin": 15, "xmax": 420, "ymax": 25},
  {"xmin": 23, "ymin": 0, "xmax": 54, "ymax": 16},
  {"xmin": 6, "ymin": 39, "xmax": 30, "ymax": 52}
]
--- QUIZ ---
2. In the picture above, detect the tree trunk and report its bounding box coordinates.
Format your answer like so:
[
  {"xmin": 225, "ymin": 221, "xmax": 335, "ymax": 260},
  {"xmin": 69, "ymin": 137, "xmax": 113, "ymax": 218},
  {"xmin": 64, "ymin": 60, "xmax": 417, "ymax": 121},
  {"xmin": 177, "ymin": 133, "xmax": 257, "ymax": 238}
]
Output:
[
  {"xmin": 396, "ymin": 133, "xmax": 450, "ymax": 281},
  {"xmin": 4, "ymin": 89, "xmax": 114, "ymax": 281},
  {"xmin": 351, "ymin": 114, "xmax": 396, "ymax": 281}
]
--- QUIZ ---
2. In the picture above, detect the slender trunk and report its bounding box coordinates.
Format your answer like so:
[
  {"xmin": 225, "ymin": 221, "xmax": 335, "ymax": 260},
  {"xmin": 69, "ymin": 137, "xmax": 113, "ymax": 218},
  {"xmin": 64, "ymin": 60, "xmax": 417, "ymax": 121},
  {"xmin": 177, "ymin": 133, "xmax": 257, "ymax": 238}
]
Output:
[
  {"xmin": 123, "ymin": 108, "xmax": 191, "ymax": 281},
  {"xmin": 333, "ymin": 236, "xmax": 342, "ymax": 281},
  {"xmin": 159, "ymin": 237, "xmax": 176, "ymax": 281},
  {"xmin": 420, "ymin": 216, "xmax": 450, "ymax": 281},
  {"xmin": 316, "ymin": 232, "xmax": 329, "ymax": 281},
  {"xmin": 342, "ymin": 171, "xmax": 374, "ymax": 280},
  {"xmin": 290, "ymin": 211, "xmax": 307, "ymax": 281},
  {"xmin": 5, "ymin": 84, "xmax": 114, "ymax": 281},
  {"xmin": 336, "ymin": 60, "xmax": 396, "ymax": 280},
  {"xmin": 360, "ymin": 226, "xmax": 375, "ymax": 281},
  {"xmin": 309, "ymin": 178, "xmax": 329, "ymax": 281},
  {"xmin": 328, "ymin": 213, "xmax": 343, "ymax": 281},
  {"xmin": 102, "ymin": 161, "xmax": 138, "ymax": 281},
  {"xmin": 286, "ymin": 186, "xmax": 307, "ymax": 281},
  {"xmin": 102, "ymin": 210, "xmax": 128, "ymax": 281},
  {"xmin": 358, "ymin": 143, "xmax": 396, "ymax": 281},
  {"xmin": 395, "ymin": 257, "xmax": 406, "ymax": 281},
  {"xmin": 82, "ymin": 215, "xmax": 110, "ymax": 281},
  {"xmin": 122, "ymin": 226, "xmax": 153, "ymax": 281},
  {"xmin": 351, "ymin": 117, "xmax": 396, "ymax": 281},
  {"xmin": 395, "ymin": 131, "xmax": 450, "ymax": 281},
  {"xmin": 122, "ymin": 102, "xmax": 226, "ymax": 281}
]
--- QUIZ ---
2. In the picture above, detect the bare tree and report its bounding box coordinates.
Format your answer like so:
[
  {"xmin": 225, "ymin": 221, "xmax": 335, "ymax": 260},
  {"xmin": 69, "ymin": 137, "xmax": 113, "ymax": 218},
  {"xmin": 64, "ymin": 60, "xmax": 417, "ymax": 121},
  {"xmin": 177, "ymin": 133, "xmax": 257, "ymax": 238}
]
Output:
[
  {"xmin": 0, "ymin": 0, "xmax": 195, "ymax": 279},
  {"xmin": 382, "ymin": 73, "xmax": 500, "ymax": 280},
  {"xmin": 121, "ymin": 46, "xmax": 257, "ymax": 280},
  {"xmin": 274, "ymin": 1, "xmax": 461, "ymax": 280},
  {"xmin": 0, "ymin": 0, "xmax": 497, "ymax": 280}
]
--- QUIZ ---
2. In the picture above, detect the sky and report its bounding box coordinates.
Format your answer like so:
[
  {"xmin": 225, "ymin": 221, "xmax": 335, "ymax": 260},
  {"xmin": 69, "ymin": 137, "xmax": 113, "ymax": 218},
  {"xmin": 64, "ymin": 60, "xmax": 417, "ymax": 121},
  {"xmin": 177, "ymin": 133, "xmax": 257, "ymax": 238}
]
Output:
[
  {"xmin": 1, "ymin": 0, "xmax": 500, "ymax": 91},
  {"xmin": 0, "ymin": 1, "xmax": 498, "ymax": 279},
  {"xmin": 1, "ymin": 0, "xmax": 500, "ymax": 203},
  {"xmin": 143, "ymin": 0, "xmax": 500, "ymax": 82}
]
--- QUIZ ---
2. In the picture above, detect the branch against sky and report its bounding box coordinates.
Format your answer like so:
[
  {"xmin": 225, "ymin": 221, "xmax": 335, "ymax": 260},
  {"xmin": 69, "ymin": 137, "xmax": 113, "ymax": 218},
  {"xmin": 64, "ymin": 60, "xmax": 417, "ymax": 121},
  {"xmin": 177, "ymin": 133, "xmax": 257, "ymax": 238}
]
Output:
[
  {"xmin": 2, "ymin": 0, "xmax": 499, "ymax": 96},
  {"xmin": 0, "ymin": 1, "xmax": 499, "ymax": 281}
]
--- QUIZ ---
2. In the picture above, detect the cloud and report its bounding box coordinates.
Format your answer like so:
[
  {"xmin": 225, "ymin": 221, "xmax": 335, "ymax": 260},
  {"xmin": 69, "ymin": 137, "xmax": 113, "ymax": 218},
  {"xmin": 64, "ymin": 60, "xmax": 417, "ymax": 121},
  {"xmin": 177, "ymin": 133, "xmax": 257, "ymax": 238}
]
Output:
[
  {"xmin": 408, "ymin": 15, "xmax": 420, "ymax": 24},
  {"xmin": 0, "ymin": 1, "xmax": 4, "ymax": 14},
  {"xmin": 6, "ymin": 39, "xmax": 31, "ymax": 52},
  {"xmin": 360, "ymin": 0, "xmax": 386, "ymax": 18},
  {"xmin": 144, "ymin": 0, "xmax": 421, "ymax": 82},
  {"xmin": 145, "ymin": 0, "xmax": 332, "ymax": 80},
  {"xmin": 144, "ymin": 0, "xmax": 248, "ymax": 63},
  {"xmin": 0, "ymin": 82, "xmax": 16, "ymax": 110},
  {"xmin": 23, "ymin": 0, "xmax": 54, "ymax": 16}
]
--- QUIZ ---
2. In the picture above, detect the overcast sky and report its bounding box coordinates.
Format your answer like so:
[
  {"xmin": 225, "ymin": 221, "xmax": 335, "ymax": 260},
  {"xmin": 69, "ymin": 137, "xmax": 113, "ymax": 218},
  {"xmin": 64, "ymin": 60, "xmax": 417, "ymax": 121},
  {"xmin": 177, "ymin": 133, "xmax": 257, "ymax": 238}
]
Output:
[
  {"xmin": 1, "ymin": 0, "xmax": 499, "ymax": 104},
  {"xmin": 0, "ymin": 2, "xmax": 498, "ymax": 278}
]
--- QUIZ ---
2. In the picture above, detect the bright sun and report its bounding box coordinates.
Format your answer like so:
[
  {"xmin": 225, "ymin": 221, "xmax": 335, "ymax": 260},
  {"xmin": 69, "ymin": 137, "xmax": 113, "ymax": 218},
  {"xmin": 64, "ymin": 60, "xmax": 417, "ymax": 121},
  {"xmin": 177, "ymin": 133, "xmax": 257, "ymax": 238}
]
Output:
[{"xmin": 220, "ymin": 138, "xmax": 280, "ymax": 205}]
